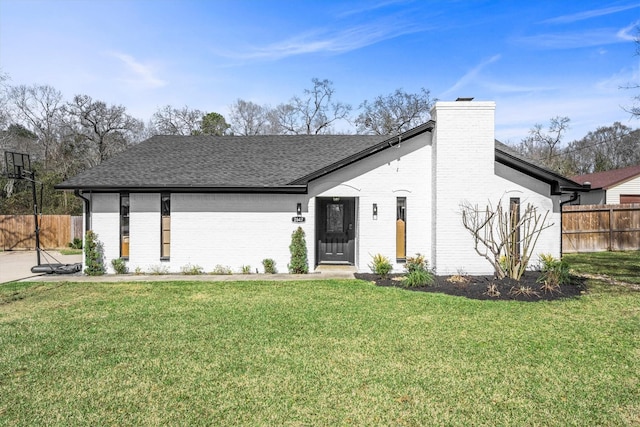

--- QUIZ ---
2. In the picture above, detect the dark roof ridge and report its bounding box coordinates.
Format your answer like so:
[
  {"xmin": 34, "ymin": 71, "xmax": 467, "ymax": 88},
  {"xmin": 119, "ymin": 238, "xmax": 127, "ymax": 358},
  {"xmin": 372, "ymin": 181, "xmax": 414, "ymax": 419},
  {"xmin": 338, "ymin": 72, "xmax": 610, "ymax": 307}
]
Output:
[{"xmin": 289, "ymin": 121, "xmax": 435, "ymax": 185}]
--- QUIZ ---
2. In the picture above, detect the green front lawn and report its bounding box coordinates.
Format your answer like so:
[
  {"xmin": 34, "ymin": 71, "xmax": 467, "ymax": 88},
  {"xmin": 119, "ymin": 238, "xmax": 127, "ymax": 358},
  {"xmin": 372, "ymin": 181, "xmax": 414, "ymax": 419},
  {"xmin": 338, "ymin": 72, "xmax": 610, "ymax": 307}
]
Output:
[
  {"xmin": 564, "ymin": 250, "xmax": 640, "ymax": 284},
  {"xmin": 0, "ymin": 259, "xmax": 638, "ymax": 425}
]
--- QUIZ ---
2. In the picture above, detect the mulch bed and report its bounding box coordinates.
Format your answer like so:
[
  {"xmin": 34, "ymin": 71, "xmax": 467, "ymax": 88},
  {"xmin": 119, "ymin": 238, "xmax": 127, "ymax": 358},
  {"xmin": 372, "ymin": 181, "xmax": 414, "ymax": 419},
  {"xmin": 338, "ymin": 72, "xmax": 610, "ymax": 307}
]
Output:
[{"xmin": 354, "ymin": 271, "xmax": 587, "ymax": 302}]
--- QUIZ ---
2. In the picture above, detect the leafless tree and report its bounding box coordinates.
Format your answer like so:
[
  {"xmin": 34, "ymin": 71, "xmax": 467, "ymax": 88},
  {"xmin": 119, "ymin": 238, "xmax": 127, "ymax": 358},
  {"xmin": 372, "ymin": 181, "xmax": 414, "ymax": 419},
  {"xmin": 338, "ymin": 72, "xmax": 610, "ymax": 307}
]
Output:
[
  {"xmin": 271, "ymin": 78, "xmax": 352, "ymax": 135},
  {"xmin": 7, "ymin": 84, "xmax": 66, "ymax": 167},
  {"xmin": 64, "ymin": 94, "xmax": 144, "ymax": 165},
  {"xmin": 513, "ymin": 116, "xmax": 570, "ymax": 172},
  {"xmin": 228, "ymin": 99, "xmax": 270, "ymax": 135},
  {"xmin": 355, "ymin": 88, "xmax": 435, "ymax": 135},
  {"xmin": 0, "ymin": 71, "xmax": 10, "ymax": 132},
  {"xmin": 565, "ymin": 122, "xmax": 640, "ymax": 174},
  {"xmin": 460, "ymin": 199, "xmax": 553, "ymax": 280},
  {"xmin": 149, "ymin": 105, "xmax": 203, "ymax": 136}
]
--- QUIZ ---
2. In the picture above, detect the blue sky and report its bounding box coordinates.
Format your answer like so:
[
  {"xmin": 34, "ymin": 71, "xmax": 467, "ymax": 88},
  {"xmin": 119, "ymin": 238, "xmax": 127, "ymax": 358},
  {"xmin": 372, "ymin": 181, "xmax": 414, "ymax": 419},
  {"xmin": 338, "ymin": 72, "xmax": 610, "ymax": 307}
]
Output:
[{"xmin": 1, "ymin": 0, "xmax": 639, "ymax": 143}]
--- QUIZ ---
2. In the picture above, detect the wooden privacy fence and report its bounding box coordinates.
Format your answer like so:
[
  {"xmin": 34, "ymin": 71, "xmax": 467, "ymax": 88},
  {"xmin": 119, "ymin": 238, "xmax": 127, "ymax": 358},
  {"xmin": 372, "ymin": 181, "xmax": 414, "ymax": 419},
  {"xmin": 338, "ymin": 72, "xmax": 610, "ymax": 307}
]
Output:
[
  {"xmin": 0, "ymin": 215, "xmax": 83, "ymax": 250},
  {"xmin": 562, "ymin": 204, "xmax": 640, "ymax": 253}
]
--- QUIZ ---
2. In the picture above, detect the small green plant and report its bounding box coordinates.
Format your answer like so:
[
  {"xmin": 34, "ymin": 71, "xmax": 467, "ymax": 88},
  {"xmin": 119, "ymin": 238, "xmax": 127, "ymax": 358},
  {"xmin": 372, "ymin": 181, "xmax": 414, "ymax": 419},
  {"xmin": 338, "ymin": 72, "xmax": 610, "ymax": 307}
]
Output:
[
  {"xmin": 211, "ymin": 265, "xmax": 232, "ymax": 275},
  {"xmin": 288, "ymin": 226, "xmax": 309, "ymax": 274},
  {"xmin": 83, "ymin": 230, "xmax": 105, "ymax": 276},
  {"xmin": 368, "ymin": 253, "xmax": 392, "ymax": 278},
  {"xmin": 68, "ymin": 237, "xmax": 83, "ymax": 249},
  {"xmin": 134, "ymin": 266, "xmax": 143, "ymax": 275},
  {"xmin": 111, "ymin": 258, "xmax": 128, "ymax": 274},
  {"xmin": 149, "ymin": 264, "xmax": 169, "ymax": 275},
  {"xmin": 181, "ymin": 263, "xmax": 204, "ymax": 275},
  {"xmin": 402, "ymin": 253, "xmax": 435, "ymax": 287},
  {"xmin": 240, "ymin": 265, "xmax": 252, "ymax": 274},
  {"xmin": 537, "ymin": 253, "xmax": 571, "ymax": 293},
  {"xmin": 262, "ymin": 258, "xmax": 277, "ymax": 274}
]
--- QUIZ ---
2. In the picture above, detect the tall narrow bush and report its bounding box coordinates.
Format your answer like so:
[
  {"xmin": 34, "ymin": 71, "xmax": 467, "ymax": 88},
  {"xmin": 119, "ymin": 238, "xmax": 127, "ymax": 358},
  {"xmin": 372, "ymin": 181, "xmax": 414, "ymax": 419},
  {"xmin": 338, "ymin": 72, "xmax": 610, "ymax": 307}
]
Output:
[
  {"xmin": 84, "ymin": 230, "xmax": 105, "ymax": 276},
  {"xmin": 288, "ymin": 226, "xmax": 309, "ymax": 274}
]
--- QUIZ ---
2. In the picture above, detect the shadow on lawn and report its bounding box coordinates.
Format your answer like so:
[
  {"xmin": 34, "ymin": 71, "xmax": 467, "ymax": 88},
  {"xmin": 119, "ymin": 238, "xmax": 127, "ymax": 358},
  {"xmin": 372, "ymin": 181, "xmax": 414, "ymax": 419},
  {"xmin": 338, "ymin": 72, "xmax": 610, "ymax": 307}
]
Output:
[{"xmin": 354, "ymin": 271, "xmax": 587, "ymax": 302}]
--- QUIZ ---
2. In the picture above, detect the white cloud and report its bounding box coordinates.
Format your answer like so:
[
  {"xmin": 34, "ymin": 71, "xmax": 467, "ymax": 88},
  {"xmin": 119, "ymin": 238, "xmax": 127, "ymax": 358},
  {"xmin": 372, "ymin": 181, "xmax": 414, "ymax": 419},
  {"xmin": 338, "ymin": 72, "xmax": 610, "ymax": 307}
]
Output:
[
  {"xmin": 514, "ymin": 29, "xmax": 626, "ymax": 49},
  {"xmin": 440, "ymin": 55, "xmax": 501, "ymax": 97},
  {"xmin": 541, "ymin": 4, "xmax": 640, "ymax": 24},
  {"xmin": 107, "ymin": 51, "xmax": 167, "ymax": 89},
  {"xmin": 617, "ymin": 20, "xmax": 640, "ymax": 41},
  {"xmin": 219, "ymin": 20, "xmax": 425, "ymax": 61}
]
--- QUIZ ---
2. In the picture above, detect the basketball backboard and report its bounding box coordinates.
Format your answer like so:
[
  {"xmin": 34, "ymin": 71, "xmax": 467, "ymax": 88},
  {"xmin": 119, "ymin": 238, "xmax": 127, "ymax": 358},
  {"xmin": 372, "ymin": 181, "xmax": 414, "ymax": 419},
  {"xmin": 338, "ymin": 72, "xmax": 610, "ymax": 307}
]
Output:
[{"xmin": 4, "ymin": 151, "xmax": 31, "ymax": 179}]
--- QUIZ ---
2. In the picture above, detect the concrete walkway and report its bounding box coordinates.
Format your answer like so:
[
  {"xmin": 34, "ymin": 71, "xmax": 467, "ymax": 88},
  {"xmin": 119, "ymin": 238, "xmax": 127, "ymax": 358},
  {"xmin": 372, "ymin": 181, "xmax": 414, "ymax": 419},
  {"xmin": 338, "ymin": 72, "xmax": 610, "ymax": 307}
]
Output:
[
  {"xmin": 0, "ymin": 252, "xmax": 356, "ymax": 283},
  {"xmin": 0, "ymin": 250, "xmax": 83, "ymax": 284}
]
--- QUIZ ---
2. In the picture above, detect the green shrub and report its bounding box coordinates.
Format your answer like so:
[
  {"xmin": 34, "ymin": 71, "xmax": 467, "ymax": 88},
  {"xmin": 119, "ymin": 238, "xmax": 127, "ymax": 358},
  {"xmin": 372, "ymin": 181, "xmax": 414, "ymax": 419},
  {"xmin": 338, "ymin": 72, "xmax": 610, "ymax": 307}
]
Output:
[
  {"xmin": 403, "ymin": 269, "xmax": 435, "ymax": 287},
  {"xmin": 181, "ymin": 264, "xmax": 204, "ymax": 275},
  {"xmin": 402, "ymin": 253, "xmax": 434, "ymax": 287},
  {"xmin": 262, "ymin": 258, "xmax": 277, "ymax": 274},
  {"xmin": 83, "ymin": 230, "xmax": 105, "ymax": 276},
  {"xmin": 405, "ymin": 253, "xmax": 427, "ymax": 273},
  {"xmin": 537, "ymin": 254, "xmax": 571, "ymax": 292},
  {"xmin": 211, "ymin": 265, "xmax": 232, "ymax": 275},
  {"xmin": 240, "ymin": 265, "xmax": 252, "ymax": 274},
  {"xmin": 111, "ymin": 258, "xmax": 128, "ymax": 274},
  {"xmin": 68, "ymin": 237, "xmax": 83, "ymax": 249},
  {"xmin": 288, "ymin": 226, "xmax": 309, "ymax": 274},
  {"xmin": 369, "ymin": 254, "xmax": 392, "ymax": 278}
]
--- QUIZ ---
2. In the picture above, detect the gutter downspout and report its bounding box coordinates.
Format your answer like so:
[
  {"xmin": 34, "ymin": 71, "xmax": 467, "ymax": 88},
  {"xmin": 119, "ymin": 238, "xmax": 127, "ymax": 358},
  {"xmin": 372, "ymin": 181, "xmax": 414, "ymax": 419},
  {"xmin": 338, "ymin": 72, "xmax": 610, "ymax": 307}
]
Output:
[
  {"xmin": 74, "ymin": 189, "xmax": 91, "ymax": 232},
  {"xmin": 559, "ymin": 191, "xmax": 579, "ymax": 256}
]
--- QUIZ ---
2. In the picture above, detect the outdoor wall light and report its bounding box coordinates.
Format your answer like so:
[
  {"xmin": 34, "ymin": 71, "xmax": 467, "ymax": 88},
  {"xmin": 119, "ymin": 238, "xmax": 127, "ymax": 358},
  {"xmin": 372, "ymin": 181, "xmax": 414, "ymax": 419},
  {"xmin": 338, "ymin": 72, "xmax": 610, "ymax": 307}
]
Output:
[
  {"xmin": 296, "ymin": 203, "xmax": 302, "ymax": 216},
  {"xmin": 373, "ymin": 203, "xmax": 378, "ymax": 220}
]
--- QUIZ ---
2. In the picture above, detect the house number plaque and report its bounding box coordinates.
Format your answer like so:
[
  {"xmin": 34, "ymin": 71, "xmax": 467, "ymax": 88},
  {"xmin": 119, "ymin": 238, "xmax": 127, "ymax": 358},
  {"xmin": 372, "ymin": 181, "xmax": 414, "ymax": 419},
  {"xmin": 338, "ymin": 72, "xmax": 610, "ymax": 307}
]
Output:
[{"xmin": 292, "ymin": 216, "xmax": 306, "ymax": 223}]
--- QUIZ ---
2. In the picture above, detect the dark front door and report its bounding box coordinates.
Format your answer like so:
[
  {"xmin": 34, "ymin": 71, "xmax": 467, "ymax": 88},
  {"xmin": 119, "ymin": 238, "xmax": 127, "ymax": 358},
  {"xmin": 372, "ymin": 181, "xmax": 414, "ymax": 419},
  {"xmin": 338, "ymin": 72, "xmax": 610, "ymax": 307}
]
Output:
[{"xmin": 317, "ymin": 197, "xmax": 355, "ymax": 264}]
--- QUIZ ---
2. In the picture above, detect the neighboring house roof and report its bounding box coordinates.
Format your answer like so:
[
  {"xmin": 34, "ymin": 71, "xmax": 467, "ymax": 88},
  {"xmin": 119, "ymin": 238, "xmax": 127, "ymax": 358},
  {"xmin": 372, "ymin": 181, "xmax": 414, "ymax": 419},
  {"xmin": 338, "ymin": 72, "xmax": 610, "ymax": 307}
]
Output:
[
  {"xmin": 571, "ymin": 164, "xmax": 640, "ymax": 190},
  {"xmin": 494, "ymin": 141, "xmax": 586, "ymax": 194},
  {"xmin": 55, "ymin": 121, "xmax": 586, "ymax": 194}
]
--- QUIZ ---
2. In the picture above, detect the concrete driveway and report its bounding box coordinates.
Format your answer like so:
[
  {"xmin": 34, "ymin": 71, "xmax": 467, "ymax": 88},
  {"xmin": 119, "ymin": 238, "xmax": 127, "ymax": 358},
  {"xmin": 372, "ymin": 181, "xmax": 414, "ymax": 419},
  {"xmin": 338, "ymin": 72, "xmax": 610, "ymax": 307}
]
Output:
[{"xmin": 0, "ymin": 250, "xmax": 83, "ymax": 284}]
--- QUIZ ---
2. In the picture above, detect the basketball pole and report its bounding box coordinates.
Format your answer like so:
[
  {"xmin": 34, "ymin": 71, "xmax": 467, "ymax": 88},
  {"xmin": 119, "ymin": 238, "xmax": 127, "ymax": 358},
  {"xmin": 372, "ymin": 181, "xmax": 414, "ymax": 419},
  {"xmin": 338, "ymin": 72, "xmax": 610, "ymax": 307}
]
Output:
[{"xmin": 30, "ymin": 169, "xmax": 41, "ymax": 266}]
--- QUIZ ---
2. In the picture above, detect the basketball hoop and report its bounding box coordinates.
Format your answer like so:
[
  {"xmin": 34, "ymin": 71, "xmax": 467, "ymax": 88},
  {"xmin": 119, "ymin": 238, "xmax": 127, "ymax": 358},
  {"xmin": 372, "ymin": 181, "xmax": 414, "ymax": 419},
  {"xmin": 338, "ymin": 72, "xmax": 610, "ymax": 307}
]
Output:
[{"xmin": 4, "ymin": 151, "xmax": 32, "ymax": 179}]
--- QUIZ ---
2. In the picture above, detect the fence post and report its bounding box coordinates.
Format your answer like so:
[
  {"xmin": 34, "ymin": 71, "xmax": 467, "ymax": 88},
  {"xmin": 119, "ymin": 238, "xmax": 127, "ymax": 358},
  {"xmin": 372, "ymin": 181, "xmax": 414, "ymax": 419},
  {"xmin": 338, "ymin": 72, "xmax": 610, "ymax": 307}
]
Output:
[{"xmin": 608, "ymin": 206, "xmax": 613, "ymax": 251}]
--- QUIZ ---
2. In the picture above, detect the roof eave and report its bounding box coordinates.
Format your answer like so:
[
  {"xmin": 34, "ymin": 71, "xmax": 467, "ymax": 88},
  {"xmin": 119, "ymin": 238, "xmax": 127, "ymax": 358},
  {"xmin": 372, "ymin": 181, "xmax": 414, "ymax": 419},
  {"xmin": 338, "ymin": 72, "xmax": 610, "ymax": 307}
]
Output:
[
  {"xmin": 55, "ymin": 184, "xmax": 308, "ymax": 194},
  {"xmin": 495, "ymin": 149, "xmax": 590, "ymax": 195}
]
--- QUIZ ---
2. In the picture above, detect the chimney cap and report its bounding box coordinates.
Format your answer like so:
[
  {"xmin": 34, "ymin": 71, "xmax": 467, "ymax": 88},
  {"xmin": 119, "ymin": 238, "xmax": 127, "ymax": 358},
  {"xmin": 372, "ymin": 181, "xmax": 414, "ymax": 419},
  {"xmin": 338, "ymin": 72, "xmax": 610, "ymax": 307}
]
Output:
[{"xmin": 455, "ymin": 97, "xmax": 474, "ymax": 101}]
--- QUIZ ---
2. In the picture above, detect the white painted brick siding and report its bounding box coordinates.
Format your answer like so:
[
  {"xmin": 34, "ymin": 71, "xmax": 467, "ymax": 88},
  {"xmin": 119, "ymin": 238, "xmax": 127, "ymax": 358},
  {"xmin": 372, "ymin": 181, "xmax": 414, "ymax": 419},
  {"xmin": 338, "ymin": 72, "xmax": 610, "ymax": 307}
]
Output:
[
  {"xmin": 90, "ymin": 193, "xmax": 120, "ymax": 273},
  {"xmin": 430, "ymin": 101, "xmax": 560, "ymax": 274}
]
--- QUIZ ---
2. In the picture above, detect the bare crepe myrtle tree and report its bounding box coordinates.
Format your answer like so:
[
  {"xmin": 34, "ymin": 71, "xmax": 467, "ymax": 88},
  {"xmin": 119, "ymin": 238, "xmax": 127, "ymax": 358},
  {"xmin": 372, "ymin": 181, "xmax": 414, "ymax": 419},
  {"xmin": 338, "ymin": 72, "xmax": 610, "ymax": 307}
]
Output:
[{"xmin": 460, "ymin": 199, "xmax": 553, "ymax": 280}]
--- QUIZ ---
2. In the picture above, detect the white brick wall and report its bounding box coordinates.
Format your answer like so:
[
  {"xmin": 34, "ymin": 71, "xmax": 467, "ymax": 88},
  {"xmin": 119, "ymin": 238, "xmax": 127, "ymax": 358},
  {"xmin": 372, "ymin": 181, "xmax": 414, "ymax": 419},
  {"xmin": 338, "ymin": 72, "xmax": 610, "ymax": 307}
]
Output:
[
  {"xmin": 112, "ymin": 193, "xmax": 314, "ymax": 274},
  {"xmin": 90, "ymin": 193, "xmax": 120, "ymax": 273},
  {"xmin": 430, "ymin": 101, "xmax": 560, "ymax": 275}
]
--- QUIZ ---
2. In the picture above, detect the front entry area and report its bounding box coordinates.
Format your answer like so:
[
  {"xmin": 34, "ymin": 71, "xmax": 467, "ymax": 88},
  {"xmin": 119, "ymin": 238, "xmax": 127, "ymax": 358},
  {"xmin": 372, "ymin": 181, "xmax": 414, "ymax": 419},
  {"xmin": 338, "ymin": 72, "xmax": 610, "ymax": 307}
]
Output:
[{"xmin": 316, "ymin": 197, "xmax": 356, "ymax": 264}]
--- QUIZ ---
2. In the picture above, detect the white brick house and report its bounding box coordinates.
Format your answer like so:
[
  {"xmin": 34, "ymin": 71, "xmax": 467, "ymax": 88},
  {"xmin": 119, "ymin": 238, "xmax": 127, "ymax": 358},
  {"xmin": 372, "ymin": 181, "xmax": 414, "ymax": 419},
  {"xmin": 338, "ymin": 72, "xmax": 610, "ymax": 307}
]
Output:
[{"xmin": 56, "ymin": 100, "xmax": 587, "ymax": 275}]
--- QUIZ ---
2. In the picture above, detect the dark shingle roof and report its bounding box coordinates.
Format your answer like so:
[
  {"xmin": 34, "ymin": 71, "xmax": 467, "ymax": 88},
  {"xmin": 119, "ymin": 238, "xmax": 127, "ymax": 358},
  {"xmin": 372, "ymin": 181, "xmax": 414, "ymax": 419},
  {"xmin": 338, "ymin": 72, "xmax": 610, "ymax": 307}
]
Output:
[
  {"xmin": 56, "ymin": 123, "xmax": 587, "ymax": 195},
  {"xmin": 571, "ymin": 164, "xmax": 640, "ymax": 189},
  {"xmin": 56, "ymin": 134, "xmax": 391, "ymax": 192}
]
